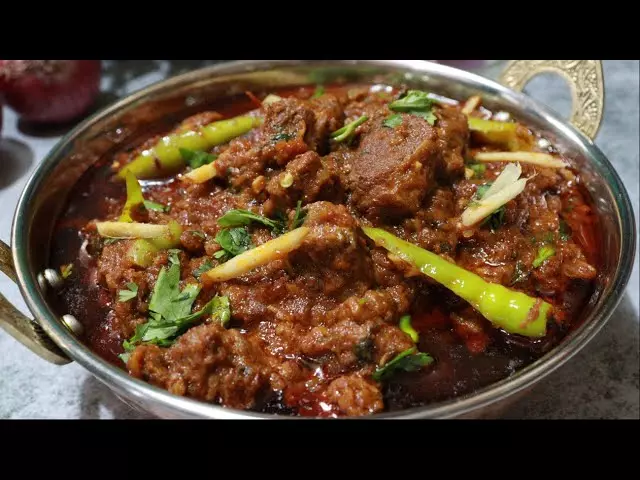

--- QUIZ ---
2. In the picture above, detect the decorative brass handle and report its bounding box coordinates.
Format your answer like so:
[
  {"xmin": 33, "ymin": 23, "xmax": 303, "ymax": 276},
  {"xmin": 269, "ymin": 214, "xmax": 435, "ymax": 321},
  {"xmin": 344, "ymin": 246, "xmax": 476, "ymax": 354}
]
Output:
[
  {"xmin": 499, "ymin": 60, "xmax": 605, "ymax": 141},
  {"xmin": 0, "ymin": 239, "xmax": 71, "ymax": 365}
]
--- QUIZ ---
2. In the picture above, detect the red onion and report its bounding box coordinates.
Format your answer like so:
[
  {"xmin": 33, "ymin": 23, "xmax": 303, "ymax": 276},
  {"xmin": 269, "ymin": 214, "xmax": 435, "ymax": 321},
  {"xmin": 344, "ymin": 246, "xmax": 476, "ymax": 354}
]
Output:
[{"xmin": 0, "ymin": 60, "xmax": 101, "ymax": 124}]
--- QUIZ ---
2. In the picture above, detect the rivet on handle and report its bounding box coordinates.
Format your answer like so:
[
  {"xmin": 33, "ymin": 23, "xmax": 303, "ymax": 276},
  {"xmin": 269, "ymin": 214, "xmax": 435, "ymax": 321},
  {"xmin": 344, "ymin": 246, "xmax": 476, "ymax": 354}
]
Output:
[{"xmin": 62, "ymin": 314, "xmax": 84, "ymax": 336}]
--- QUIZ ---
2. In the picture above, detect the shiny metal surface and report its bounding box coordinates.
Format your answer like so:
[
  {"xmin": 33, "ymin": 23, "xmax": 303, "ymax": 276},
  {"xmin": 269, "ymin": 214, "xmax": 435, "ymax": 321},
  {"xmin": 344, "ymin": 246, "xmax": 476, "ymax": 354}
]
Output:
[{"xmin": 3, "ymin": 60, "xmax": 636, "ymax": 419}]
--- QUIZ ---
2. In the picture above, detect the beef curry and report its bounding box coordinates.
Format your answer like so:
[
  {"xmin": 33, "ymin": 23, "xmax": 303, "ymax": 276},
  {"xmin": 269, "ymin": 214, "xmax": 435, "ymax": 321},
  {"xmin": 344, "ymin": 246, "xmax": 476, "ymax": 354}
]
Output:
[{"xmin": 50, "ymin": 83, "xmax": 599, "ymax": 417}]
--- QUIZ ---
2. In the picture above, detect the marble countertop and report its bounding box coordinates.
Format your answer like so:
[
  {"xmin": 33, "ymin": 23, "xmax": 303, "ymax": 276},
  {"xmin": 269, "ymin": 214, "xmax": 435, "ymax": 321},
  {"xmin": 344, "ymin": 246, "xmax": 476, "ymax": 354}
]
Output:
[{"xmin": 1, "ymin": 60, "xmax": 637, "ymax": 419}]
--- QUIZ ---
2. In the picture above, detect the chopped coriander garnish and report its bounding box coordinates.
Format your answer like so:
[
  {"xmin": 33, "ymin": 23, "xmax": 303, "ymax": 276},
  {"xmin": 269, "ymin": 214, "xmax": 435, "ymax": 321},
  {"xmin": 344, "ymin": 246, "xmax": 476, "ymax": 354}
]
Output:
[
  {"xmin": 210, "ymin": 295, "xmax": 231, "ymax": 327},
  {"xmin": 214, "ymin": 227, "xmax": 254, "ymax": 260},
  {"xmin": 533, "ymin": 245, "xmax": 556, "ymax": 268},
  {"xmin": 476, "ymin": 183, "xmax": 492, "ymax": 199},
  {"xmin": 372, "ymin": 347, "xmax": 433, "ymax": 382},
  {"xmin": 192, "ymin": 259, "xmax": 213, "ymax": 280},
  {"xmin": 213, "ymin": 250, "xmax": 228, "ymax": 261},
  {"xmin": 311, "ymin": 85, "xmax": 325, "ymax": 98},
  {"xmin": 559, "ymin": 219, "xmax": 572, "ymax": 241},
  {"xmin": 388, "ymin": 90, "xmax": 437, "ymax": 126},
  {"xmin": 167, "ymin": 249, "xmax": 182, "ymax": 265},
  {"xmin": 398, "ymin": 315, "xmax": 419, "ymax": 343},
  {"xmin": 218, "ymin": 209, "xmax": 280, "ymax": 231},
  {"xmin": 192, "ymin": 230, "xmax": 206, "ymax": 239},
  {"xmin": 389, "ymin": 90, "xmax": 434, "ymax": 111},
  {"xmin": 143, "ymin": 200, "xmax": 169, "ymax": 212},
  {"xmin": 412, "ymin": 109, "xmax": 437, "ymax": 125},
  {"xmin": 482, "ymin": 206, "xmax": 505, "ymax": 232},
  {"xmin": 291, "ymin": 200, "xmax": 307, "ymax": 230},
  {"xmin": 272, "ymin": 132, "xmax": 294, "ymax": 143},
  {"xmin": 467, "ymin": 162, "xmax": 486, "ymax": 177},
  {"xmin": 474, "ymin": 182, "xmax": 505, "ymax": 232},
  {"xmin": 118, "ymin": 282, "xmax": 138, "ymax": 303},
  {"xmin": 331, "ymin": 115, "xmax": 369, "ymax": 143},
  {"xmin": 382, "ymin": 114, "xmax": 403, "ymax": 129},
  {"xmin": 179, "ymin": 148, "xmax": 217, "ymax": 169},
  {"xmin": 119, "ymin": 254, "xmax": 232, "ymax": 363}
]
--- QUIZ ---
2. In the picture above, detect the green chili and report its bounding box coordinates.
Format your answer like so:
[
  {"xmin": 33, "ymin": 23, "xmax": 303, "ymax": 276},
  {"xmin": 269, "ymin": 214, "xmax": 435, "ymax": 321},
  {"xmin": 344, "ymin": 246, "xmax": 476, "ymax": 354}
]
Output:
[
  {"xmin": 362, "ymin": 227, "xmax": 552, "ymax": 337},
  {"xmin": 118, "ymin": 115, "xmax": 263, "ymax": 179}
]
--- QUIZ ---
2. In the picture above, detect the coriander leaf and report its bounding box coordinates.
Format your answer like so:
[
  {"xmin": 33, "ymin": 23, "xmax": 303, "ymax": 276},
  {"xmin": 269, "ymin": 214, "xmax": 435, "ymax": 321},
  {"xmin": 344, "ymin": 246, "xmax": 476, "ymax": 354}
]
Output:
[
  {"xmin": 291, "ymin": 200, "xmax": 307, "ymax": 230},
  {"xmin": 193, "ymin": 259, "xmax": 213, "ymax": 279},
  {"xmin": 388, "ymin": 90, "xmax": 434, "ymax": 112},
  {"xmin": 411, "ymin": 109, "xmax": 437, "ymax": 126},
  {"xmin": 60, "ymin": 263, "xmax": 73, "ymax": 279},
  {"xmin": 167, "ymin": 249, "xmax": 182, "ymax": 265},
  {"xmin": 481, "ymin": 205, "xmax": 505, "ymax": 232},
  {"xmin": 533, "ymin": 245, "xmax": 556, "ymax": 268},
  {"xmin": 214, "ymin": 249, "xmax": 229, "ymax": 260},
  {"xmin": 210, "ymin": 295, "xmax": 231, "ymax": 327},
  {"xmin": 372, "ymin": 347, "xmax": 433, "ymax": 382},
  {"xmin": 143, "ymin": 200, "xmax": 169, "ymax": 212},
  {"xmin": 118, "ymin": 282, "xmax": 139, "ymax": 302},
  {"xmin": 311, "ymin": 85, "xmax": 325, "ymax": 98},
  {"xmin": 215, "ymin": 227, "xmax": 254, "ymax": 258},
  {"xmin": 476, "ymin": 183, "xmax": 492, "ymax": 199},
  {"xmin": 398, "ymin": 315, "xmax": 419, "ymax": 343},
  {"xmin": 474, "ymin": 181, "xmax": 505, "ymax": 232},
  {"xmin": 120, "ymin": 256, "xmax": 222, "ymax": 359},
  {"xmin": 120, "ymin": 320, "xmax": 151, "ymax": 363},
  {"xmin": 217, "ymin": 209, "xmax": 279, "ymax": 230},
  {"xmin": 272, "ymin": 132, "xmax": 294, "ymax": 142},
  {"xmin": 179, "ymin": 148, "xmax": 217, "ymax": 169},
  {"xmin": 382, "ymin": 114, "xmax": 403, "ymax": 128},
  {"xmin": 467, "ymin": 162, "xmax": 486, "ymax": 177},
  {"xmin": 141, "ymin": 295, "xmax": 226, "ymax": 345},
  {"xmin": 192, "ymin": 230, "xmax": 206, "ymax": 239},
  {"xmin": 330, "ymin": 115, "xmax": 369, "ymax": 143},
  {"xmin": 388, "ymin": 90, "xmax": 437, "ymax": 126},
  {"xmin": 559, "ymin": 219, "xmax": 572, "ymax": 241},
  {"xmin": 148, "ymin": 261, "xmax": 201, "ymax": 322}
]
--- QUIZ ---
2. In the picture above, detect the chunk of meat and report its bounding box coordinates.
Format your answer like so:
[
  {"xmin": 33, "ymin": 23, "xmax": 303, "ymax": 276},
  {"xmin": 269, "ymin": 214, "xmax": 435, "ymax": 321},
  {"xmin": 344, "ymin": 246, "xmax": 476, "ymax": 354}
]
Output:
[
  {"xmin": 324, "ymin": 285, "xmax": 414, "ymax": 327},
  {"xmin": 306, "ymin": 94, "xmax": 344, "ymax": 153},
  {"xmin": 434, "ymin": 107, "xmax": 469, "ymax": 179},
  {"xmin": 215, "ymin": 98, "xmax": 315, "ymax": 189},
  {"xmin": 262, "ymin": 97, "xmax": 314, "ymax": 153},
  {"xmin": 293, "ymin": 202, "xmax": 374, "ymax": 297},
  {"xmin": 348, "ymin": 113, "xmax": 440, "ymax": 220},
  {"xmin": 127, "ymin": 322, "xmax": 270, "ymax": 410},
  {"xmin": 321, "ymin": 374, "xmax": 384, "ymax": 416},
  {"xmin": 264, "ymin": 151, "xmax": 342, "ymax": 214}
]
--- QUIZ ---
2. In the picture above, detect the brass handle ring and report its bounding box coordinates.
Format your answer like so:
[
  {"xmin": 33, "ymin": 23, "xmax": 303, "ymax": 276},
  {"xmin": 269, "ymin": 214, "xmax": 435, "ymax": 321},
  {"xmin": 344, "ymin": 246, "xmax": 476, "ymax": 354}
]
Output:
[
  {"xmin": 500, "ymin": 60, "xmax": 605, "ymax": 140},
  {"xmin": 0, "ymin": 239, "xmax": 70, "ymax": 365}
]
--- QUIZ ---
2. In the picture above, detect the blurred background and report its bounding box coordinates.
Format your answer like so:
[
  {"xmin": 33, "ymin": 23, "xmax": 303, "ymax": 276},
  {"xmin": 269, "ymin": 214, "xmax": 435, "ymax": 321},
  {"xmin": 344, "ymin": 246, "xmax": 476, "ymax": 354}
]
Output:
[{"xmin": 0, "ymin": 60, "xmax": 637, "ymax": 419}]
